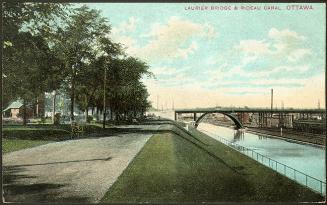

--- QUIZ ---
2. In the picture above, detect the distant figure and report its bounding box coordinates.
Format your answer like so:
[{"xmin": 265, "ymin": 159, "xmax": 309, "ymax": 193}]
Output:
[{"xmin": 280, "ymin": 127, "xmax": 283, "ymax": 136}]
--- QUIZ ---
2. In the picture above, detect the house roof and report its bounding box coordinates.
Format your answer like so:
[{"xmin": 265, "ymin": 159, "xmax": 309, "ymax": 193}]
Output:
[{"xmin": 2, "ymin": 100, "xmax": 23, "ymax": 112}]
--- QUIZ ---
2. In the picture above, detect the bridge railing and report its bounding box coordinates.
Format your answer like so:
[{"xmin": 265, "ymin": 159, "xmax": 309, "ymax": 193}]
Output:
[{"xmin": 210, "ymin": 134, "xmax": 326, "ymax": 196}]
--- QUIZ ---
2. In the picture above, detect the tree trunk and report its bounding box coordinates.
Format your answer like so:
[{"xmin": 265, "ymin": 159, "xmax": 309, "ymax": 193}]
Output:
[
  {"xmin": 23, "ymin": 99, "xmax": 27, "ymax": 126},
  {"xmin": 70, "ymin": 65, "xmax": 76, "ymax": 123},
  {"xmin": 85, "ymin": 107, "xmax": 89, "ymax": 122},
  {"xmin": 84, "ymin": 97, "xmax": 90, "ymax": 122},
  {"xmin": 96, "ymin": 107, "xmax": 99, "ymax": 121},
  {"xmin": 36, "ymin": 97, "xmax": 39, "ymax": 118},
  {"xmin": 116, "ymin": 112, "xmax": 119, "ymax": 122},
  {"xmin": 109, "ymin": 106, "xmax": 113, "ymax": 120}
]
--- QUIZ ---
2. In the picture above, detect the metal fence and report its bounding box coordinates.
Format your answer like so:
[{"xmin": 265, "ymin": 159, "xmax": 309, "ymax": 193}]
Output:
[{"xmin": 213, "ymin": 134, "xmax": 326, "ymax": 196}]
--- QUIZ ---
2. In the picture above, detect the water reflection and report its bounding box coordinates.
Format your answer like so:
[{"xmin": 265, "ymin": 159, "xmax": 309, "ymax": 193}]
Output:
[
  {"xmin": 232, "ymin": 130, "xmax": 244, "ymax": 143},
  {"xmin": 258, "ymin": 134, "xmax": 268, "ymax": 140}
]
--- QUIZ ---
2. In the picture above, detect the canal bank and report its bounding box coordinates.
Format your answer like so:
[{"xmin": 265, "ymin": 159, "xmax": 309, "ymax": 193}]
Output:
[
  {"xmin": 205, "ymin": 120, "xmax": 326, "ymax": 147},
  {"xmin": 246, "ymin": 127, "xmax": 325, "ymax": 147},
  {"xmin": 102, "ymin": 119, "xmax": 324, "ymax": 203}
]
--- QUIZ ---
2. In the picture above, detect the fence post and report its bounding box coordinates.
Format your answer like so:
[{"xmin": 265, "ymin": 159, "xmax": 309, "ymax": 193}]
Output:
[
  {"xmin": 276, "ymin": 162, "xmax": 278, "ymax": 171},
  {"xmin": 305, "ymin": 175, "xmax": 307, "ymax": 187}
]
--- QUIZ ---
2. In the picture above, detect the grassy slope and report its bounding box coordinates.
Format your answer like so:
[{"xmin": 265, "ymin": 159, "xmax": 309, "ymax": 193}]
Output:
[{"xmin": 102, "ymin": 124, "xmax": 324, "ymax": 203}]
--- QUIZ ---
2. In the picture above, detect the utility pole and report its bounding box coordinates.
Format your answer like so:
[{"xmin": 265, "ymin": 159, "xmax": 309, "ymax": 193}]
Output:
[
  {"xmin": 271, "ymin": 89, "xmax": 273, "ymax": 114},
  {"xmin": 103, "ymin": 66, "xmax": 107, "ymax": 129},
  {"xmin": 318, "ymin": 99, "xmax": 320, "ymax": 109}
]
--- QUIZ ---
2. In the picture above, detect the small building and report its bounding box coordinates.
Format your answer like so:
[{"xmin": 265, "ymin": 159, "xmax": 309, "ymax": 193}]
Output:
[
  {"xmin": 2, "ymin": 100, "xmax": 24, "ymax": 118},
  {"xmin": 2, "ymin": 100, "xmax": 34, "ymax": 119}
]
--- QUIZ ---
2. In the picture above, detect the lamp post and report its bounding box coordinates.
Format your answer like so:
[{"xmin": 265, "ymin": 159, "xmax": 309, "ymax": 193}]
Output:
[{"xmin": 103, "ymin": 62, "xmax": 107, "ymax": 129}]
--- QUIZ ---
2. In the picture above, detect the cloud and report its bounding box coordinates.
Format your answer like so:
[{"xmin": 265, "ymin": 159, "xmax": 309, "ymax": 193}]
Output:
[
  {"xmin": 235, "ymin": 40, "xmax": 270, "ymax": 56},
  {"xmin": 268, "ymin": 28, "xmax": 309, "ymax": 61},
  {"xmin": 268, "ymin": 28, "xmax": 305, "ymax": 41},
  {"xmin": 112, "ymin": 17, "xmax": 138, "ymax": 35},
  {"xmin": 202, "ymin": 23, "xmax": 217, "ymax": 40},
  {"xmin": 205, "ymin": 27, "xmax": 315, "ymax": 87},
  {"xmin": 110, "ymin": 17, "xmax": 138, "ymax": 49},
  {"xmin": 129, "ymin": 17, "xmax": 217, "ymax": 62},
  {"xmin": 175, "ymin": 41, "xmax": 198, "ymax": 59},
  {"xmin": 288, "ymin": 49, "xmax": 312, "ymax": 62},
  {"xmin": 234, "ymin": 28, "xmax": 311, "ymax": 64}
]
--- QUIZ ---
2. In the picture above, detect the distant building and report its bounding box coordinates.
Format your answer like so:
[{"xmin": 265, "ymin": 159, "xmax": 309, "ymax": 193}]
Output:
[
  {"xmin": 2, "ymin": 96, "xmax": 45, "ymax": 119},
  {"xmin": 236, "ymin": 113, "xmax": 250, "ymax": 124},
  {"xmin": 2, "ymin": 100, "xmax": 34, "ymax": 119},
  {"xmin": 293, "ymin": 119, "xmax": 326, "ymax": 134},
  {"xmin": 2, "ymin": 100, "xmax": 23, "ymax": 119}
]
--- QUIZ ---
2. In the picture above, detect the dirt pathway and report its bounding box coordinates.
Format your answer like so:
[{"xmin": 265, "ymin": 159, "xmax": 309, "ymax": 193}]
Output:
[{"xmin": 3, "ymin": 124, "xmax": 160, "ymax": 203}]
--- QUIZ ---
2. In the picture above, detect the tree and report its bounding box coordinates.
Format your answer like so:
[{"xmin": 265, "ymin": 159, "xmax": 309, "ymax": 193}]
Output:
[
  {"xmin": 3, "ymin": 2, "xmax": 68, "ymax": 124},
  {"xmin": 52, "ymin": 5, "xmax": 112, "ymax": 122},
  {"xmin": 105, "ymin": 57, "xmax": 153, "ymax": 121},
  {"xmin": 74, "ymin": 39, "xmax": 123, "ymax": 122}
]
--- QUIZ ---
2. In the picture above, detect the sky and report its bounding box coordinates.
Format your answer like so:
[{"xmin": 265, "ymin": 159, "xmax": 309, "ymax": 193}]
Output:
[{"xmin": 86, "ymin": 3, "xmax": 325, "ymax": 109}]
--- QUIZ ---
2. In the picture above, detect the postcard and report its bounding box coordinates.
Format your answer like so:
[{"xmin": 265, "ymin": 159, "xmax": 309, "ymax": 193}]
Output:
[{"xmin": 2, "ymin": 1, "xmax": 326, "ymax": 203}]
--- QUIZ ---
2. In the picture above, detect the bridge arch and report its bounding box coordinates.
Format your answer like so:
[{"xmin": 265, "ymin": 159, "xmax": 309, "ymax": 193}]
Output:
[{"xmin": 194, "ymin": 112, "xmax": 243, "ymax": 129}]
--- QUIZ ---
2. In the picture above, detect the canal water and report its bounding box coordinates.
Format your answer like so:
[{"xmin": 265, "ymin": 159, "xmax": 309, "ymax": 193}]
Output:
[{"xmin": 197, "ymin": 123, "xmax": 326, "ymax": 195}]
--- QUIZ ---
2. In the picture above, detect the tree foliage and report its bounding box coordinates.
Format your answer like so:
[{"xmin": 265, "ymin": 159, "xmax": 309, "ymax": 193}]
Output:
[
  {"xmin": 3, "ymin": 3, "xmax": 153, "ymax": 124},
  {"xmin": 3, "ymin": 2, "xmax": 68, "ymax": 124}
]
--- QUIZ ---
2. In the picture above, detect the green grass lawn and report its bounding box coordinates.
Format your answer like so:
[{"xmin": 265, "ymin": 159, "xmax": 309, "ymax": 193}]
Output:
[
  {"xmin": 2, "ymin": 139, "xmax": 53, "ymax": 154},
  {"xmin": 2, "ymin": 124, "xmax": 102, "ymax": 153},
  {"xmin": 101, "ymin": 124, "xmax": 324, "ymax": 203},
  {"xmin": 2, "ymin": 124, "xmax": 107, "ymax": 140}
]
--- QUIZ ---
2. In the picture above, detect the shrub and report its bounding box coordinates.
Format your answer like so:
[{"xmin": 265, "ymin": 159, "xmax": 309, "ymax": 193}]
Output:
[
  {"xmin": 87, "ymin": 116, "xmax": 93, "ymax": 123},
  {"xmin": 54, "ymin": 113, "xmax": 61, "ymax": 125}
]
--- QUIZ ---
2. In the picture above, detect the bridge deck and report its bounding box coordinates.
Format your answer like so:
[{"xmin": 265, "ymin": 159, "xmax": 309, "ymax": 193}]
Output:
[{"xmin": 175, "ymin": 108, "xmax": 326, "ymax": 114}]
